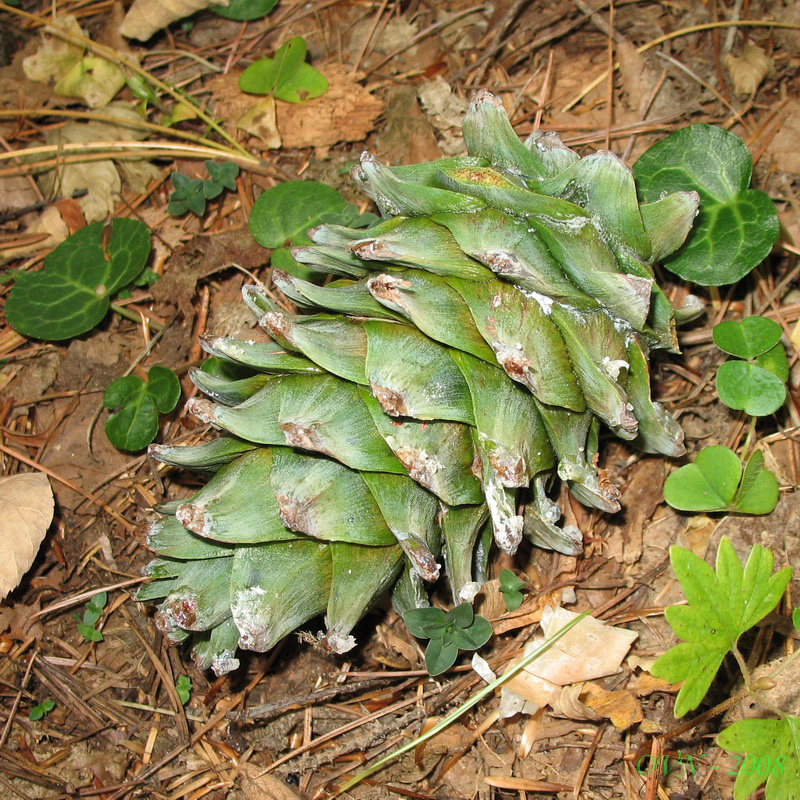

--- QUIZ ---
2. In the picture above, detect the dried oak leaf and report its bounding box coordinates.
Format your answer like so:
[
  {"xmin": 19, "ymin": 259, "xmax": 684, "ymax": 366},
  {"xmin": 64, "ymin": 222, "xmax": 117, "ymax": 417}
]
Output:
[{"xmin": 0, "ymin": 472, "xmax": 54, "ymax": 600}]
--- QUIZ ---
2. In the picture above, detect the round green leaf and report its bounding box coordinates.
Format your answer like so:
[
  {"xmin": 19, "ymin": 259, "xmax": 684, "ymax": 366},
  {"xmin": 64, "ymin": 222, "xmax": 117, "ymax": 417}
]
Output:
[
  {"xmin": 238, "ymin": 38, "xmax": 306, "ymax": 96},
  {"xmin": 210, "ymin": 0, "xmax": 279, "ymax": 21},
  {"xmin": 731, "ymin": 450, "xmax": 779, "ymax": 515},
  {"xmin": 6, "ymin": 219, "xmax": 151, "ymax": 340},
  {"xmin": 146, "ymin": 366, "xmax": 181, "ymax": 413},
  {"xmin": 663, "ymin": 445, "xmax": 741, "ymax": 512},
  {"xmin": 425, "ymin": 637, "xmax": 459, "ymax": 676},
  {"xmin": 716, "ymin": 360, "xmax": 786, "ymax": 416},
  {"xmin": 445, "ymin": 602, "xmax": 473, "ymax": 629},
  {"xmin": 250, "ymin": 181, "xmax": 347, "ymax": 249},
  {"xmin": 271, "ymin": 246, "xmax": 320, "ymax": 281},
  {"xmin": 105, "ymin": 383, "xmax": 159, "ymax": 452},
  {"xmin": 403, "ymin": 606, "xmax": 445, "ymax": 639},
  {"xmin": 104, "ymin": 374, "xmax": 142, "ymax": 409},
  {"xmin": 633, "ymin": 124, "xmax": 778, "ymax": 286},
  {"xmin": 452, "ymin": 615, "xmax": 493, "ymax": 650},
  {"xmin": 713, "ymin": 317, "xmax": 782, "ymax": 358}
]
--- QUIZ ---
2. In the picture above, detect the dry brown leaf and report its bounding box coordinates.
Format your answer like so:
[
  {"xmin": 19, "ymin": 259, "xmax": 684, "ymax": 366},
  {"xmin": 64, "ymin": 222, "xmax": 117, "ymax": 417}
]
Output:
[
  {"xmin": 580, "ymin": 683, "xmax": 643, "ymax": 730},
  {"xmin": 276, "ymin": 65, "xmax": 383, "ymax": 149},
  {"xmin": 724, "ymin": 43, "xmax": 775, "ymax": 96},
  {"xmin": 768, "ymin": 100, "xmax": 800, "ymax": 176},
  {"xmin": 239, "ymin": 764, "xmax": 303, "ymax": 800},
  {"xmin": 238, "ymin": 95, "xmax": 281, "ymax": 149},
  {"xmin": 120, "ymin": 0, "xmax": 227, "ymax": 41},
  {"xmin": 0, "ymin": 472, "xmax": 54, "ymax": 600}
]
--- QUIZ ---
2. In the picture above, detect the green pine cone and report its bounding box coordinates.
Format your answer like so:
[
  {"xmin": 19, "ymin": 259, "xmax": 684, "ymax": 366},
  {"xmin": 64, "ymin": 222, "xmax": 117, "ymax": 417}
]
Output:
[{"xmin": 140, "ymin": 91, "xmax": 697, "ymax": 674}]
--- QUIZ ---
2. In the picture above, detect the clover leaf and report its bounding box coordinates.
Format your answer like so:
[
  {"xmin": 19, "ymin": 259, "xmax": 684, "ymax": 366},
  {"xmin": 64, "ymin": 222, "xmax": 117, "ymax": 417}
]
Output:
[
  {"xmin": 718, "ymin": 716, "xmax": 800, "ymax": 800},
  {"xmin": 404, "ymin": 604, "xmax": 493, "ymax": 675},
  {"xmin": 651, "ymin": 537, "xmax": 792, "ymax": 717},
  {"xmin": 634, "ymin": 124, "xmax": 779, "ymax": 286},
  {"xmin": 238, "ymin": 37, "xmax": 328, "ymax": 103},
  {"xmin": 498, "ymin": 569, "xmax": 527, "ymax": 611},
  {"xmin": 663, "ymin": 445, "xmax": 778, "ymax": 515},
  {"xmin": 204, "ymin": 160, "xmax": 239, "ymax": 197},
  {"xmin": 211, "ymin": 0, "xmax": 279, "ymax": 21},
  {"xmin": 168, "ymin": 172, "xmax": 207, "ymax": 216},
  {"xmin": 713, "ymin": 317, "xmax": 788, "ymax": 416},
  {"xmin": 104, "ymin": 366, "xmax": 181, "ymax": 451},
  {"xmin": 5, "ymin": 219, "xmax": 151, "ymax": 340}
]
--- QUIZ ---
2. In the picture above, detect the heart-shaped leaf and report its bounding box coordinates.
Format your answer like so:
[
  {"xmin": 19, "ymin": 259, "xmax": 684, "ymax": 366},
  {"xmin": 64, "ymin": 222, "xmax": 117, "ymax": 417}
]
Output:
[
  {"xmin": 6, "ymin": 219, "xmax": 151, "ymax": 340},
  {"xmin": 634, "ymin": 124, "xmax": 779, "ymax": 286},
  {"xmin": 716, "ymin": 360, "xmax": 786, "ymax": 416},
  {"xmin": 755, "ymin": 342, "xmax": 789, "ymax": 383},
  {"xmin": 425, "ymin": 637, "xmax": 459, "ymax": 676},
  {"xmin": 403, "ymin": 606, "xmax": 446, "ymax": 639},
  {"xmin": 210, "ymin": 0, "xmax": 279, "ymax": 21},
  {"xmin": 249, "ymin": 180, "xmax": 347, "ymax": 249},
  {"xmin": 238, "ymin": 37, "xmax": 328, "ymax": 103},
  {"xmin": 663, "ymin": 445, "xmax": 741, "ymax": 512},
  {"xmin": 713, "ymin": 316, "xmax": 782, "ymax": 358},
  {"xmin": 104, "ymin": 366, "xmax": 181, "ymax": 451}
]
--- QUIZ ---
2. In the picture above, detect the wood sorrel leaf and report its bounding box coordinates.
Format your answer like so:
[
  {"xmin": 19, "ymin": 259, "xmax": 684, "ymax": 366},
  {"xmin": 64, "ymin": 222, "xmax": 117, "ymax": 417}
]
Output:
[
  {"xmin": 633, "ymin": 124, "xmax": 779, "ymax": 286},
  {"xmin": 716, "ymin": 360, "xmax": 786, "ymax": 416},
  {"xmin": 250, "ymin": 181, "xmax": 347, "ymax": 250},
  {"xmin": 238, "ymin": 37, "xmax": 327, "ymax": 103},
  {"xmin": 6, "ymin": 219, "xmax": 150, "ymax": 340},
  {"xmin": 731, "ymin": 449, "xmax": 779, "ymax": 515},
  {"xmin": 713, "ymin": 316, "xmax": 782, "ymax": 358},
  {"xmin": 651, "ymin": 538, "xmax": 792, "ymax": 716},
  {"xmin": 663, "ymin": 445, "xmax": 741, "ymax": 512}
]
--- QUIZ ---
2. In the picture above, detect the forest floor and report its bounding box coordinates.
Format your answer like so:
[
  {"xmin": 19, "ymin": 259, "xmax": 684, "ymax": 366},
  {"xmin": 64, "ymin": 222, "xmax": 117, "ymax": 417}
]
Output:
[{"xmin": 1, "ymin": 0, "xmax": 799, "ymax": 798}]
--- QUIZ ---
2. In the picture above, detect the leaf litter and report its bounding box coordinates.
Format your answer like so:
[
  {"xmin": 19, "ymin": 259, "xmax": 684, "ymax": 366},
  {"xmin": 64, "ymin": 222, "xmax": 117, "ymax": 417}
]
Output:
[{"xmin": 0, "ymin": 1, "xmax": 799, "ymax": 799}]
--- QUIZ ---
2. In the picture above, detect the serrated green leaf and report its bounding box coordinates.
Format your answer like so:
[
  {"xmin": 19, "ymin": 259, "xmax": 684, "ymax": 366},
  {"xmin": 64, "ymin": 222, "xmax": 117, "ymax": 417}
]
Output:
[
  {"xmin": 204, "ymin": 160, "xmax": 239, "ymax": 192},
  {"xmin": 425, "ymin": 636, "xmax": 459, "ymax": 676},
  {"xmin": 250, "ymin": 181, "xmax": 347, "ymax": 250},
  {"xmin": 717, "ymin": 360, "xmax": 786, "ymax": 416},
  {"xmin": 210, "ymin": 0, "xmax": 279, "ymax": 21},
  {"xmin": 169, "ymin": 173, "xmax": 207, "ymax": 216},
  {"xmin": 651, "ymin": 538, "xmax": 792, "ymax": 716},
  {"xmin": 663, "ymin": 445, "xmax": 741, "ymax": 512},
  {"xmin": 717, "ymin": 716, "xmax": 800, "ymax": 800},
  {"xmin": 713, "ymin": 317, "xmax": 782, "ymax": 358},
  {"xmin": 5, "ymin": 219, "xmax": 151, "ymax": 340},
  {"xmin": 77, "ymin": 623, "xmax": 103, "ymax": 642},
  {"xmin": 633, "ymin": 124, "xmax": 779, "ymax": 286}
]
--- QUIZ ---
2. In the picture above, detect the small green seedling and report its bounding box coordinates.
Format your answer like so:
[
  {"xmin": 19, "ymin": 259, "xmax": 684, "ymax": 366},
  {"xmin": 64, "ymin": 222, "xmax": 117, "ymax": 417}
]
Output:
[
  {"xmin": 651, "ymin": 539, "xmax": 796, "ymax": 800},
  {"xmin": 403, "ymin": 603, "xmax": 492, "ymax": 676},
  {"xmin": 29, "ymin": 699, "xmax": 55, "ymax": 721},
  {"xmin": 714, "ymin": 316, "xmax": 788, "ymax": 416},
  {"xmin": 175, "ymin": 674, "xmax": 192, "ymax": 705},
  {"xmin": 663, "ymin": 445, "xmax": 778, "ymax": 515},
  {"xmin": 498, "ymin": 569, "xmax": 527, "ymax": 612},
  {"xmin": 634, "ymin": 124, "xmax": 779, "ymax": 286},
  {"xmin": 168, "ymin": 161, "xmax": 240, "ymax": 217},
  {"xmin": 211, "ymin": 0, "xmax": 279, "ymax": 20},
  {"xmin": 104, "ymin": 366, "xmax": 181, "ymax": 451},
  {"xmin": 249, "ymin": 180, "xmax": 354, "ymax": 280},
  {"xmin": 76, "ymin": 591, "xmax": 107, "ymax": 642},
  {"xmin": 238, "ymin": 37, "xmax": 327, "ymax": 104},
  {"xmin": 5, "ymin": 219, "xmax": 151, "ymax": 340}
]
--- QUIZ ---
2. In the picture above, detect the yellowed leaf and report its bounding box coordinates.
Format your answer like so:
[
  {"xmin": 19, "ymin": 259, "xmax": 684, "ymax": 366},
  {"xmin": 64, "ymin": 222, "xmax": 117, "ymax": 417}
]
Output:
[
  {"xmin": 120, "ymin": 0, "xmax": 228, "ymax": 41},
  {"xmin": 237, "ymin": 96, "xmax": 281, "ymax": 149},
  {"xmin": 580, "ymin": 683, "xmax": 643, "ymax": 730},
  {"xmin": 724, "ymin": 43, "xmax": 775, "ymax": 96},
  {"xmin": 0, "ymin": 473, "xmax": 54, "ymax": 600}
]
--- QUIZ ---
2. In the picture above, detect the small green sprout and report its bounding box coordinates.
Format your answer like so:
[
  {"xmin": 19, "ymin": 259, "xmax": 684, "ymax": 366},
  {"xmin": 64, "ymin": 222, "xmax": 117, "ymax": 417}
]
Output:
[
  {"xmin": 29, "ymin": 699, "xmax": 55, "ymax": 721},
  {"xmin": 498, "ymin": 569, "xmax": 527, "ymax": 611},
  {"xmin": 168, "ymin": 161, "xmax": 240, "ymax": 217},
  {"xmin": 175, "ymin": 675, "xmax": 192, "ymax": 705},
  {"xmin": 76, "ymin": 591, "xmax": 107, "ymax": 642},
  {"xmin": 403, "ymin": 603, "xmax": 492, "ymax": 676}
]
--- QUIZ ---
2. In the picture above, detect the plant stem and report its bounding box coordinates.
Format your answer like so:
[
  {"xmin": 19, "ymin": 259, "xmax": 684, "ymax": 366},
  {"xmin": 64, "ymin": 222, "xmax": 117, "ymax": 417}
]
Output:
[
  {"xmin": 110, "ymin": 303, "xmax": 164, "ymax": 332},
  {"xmin": 740, "ymin": 415, "xmax": 758, "ymax": 461}
]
